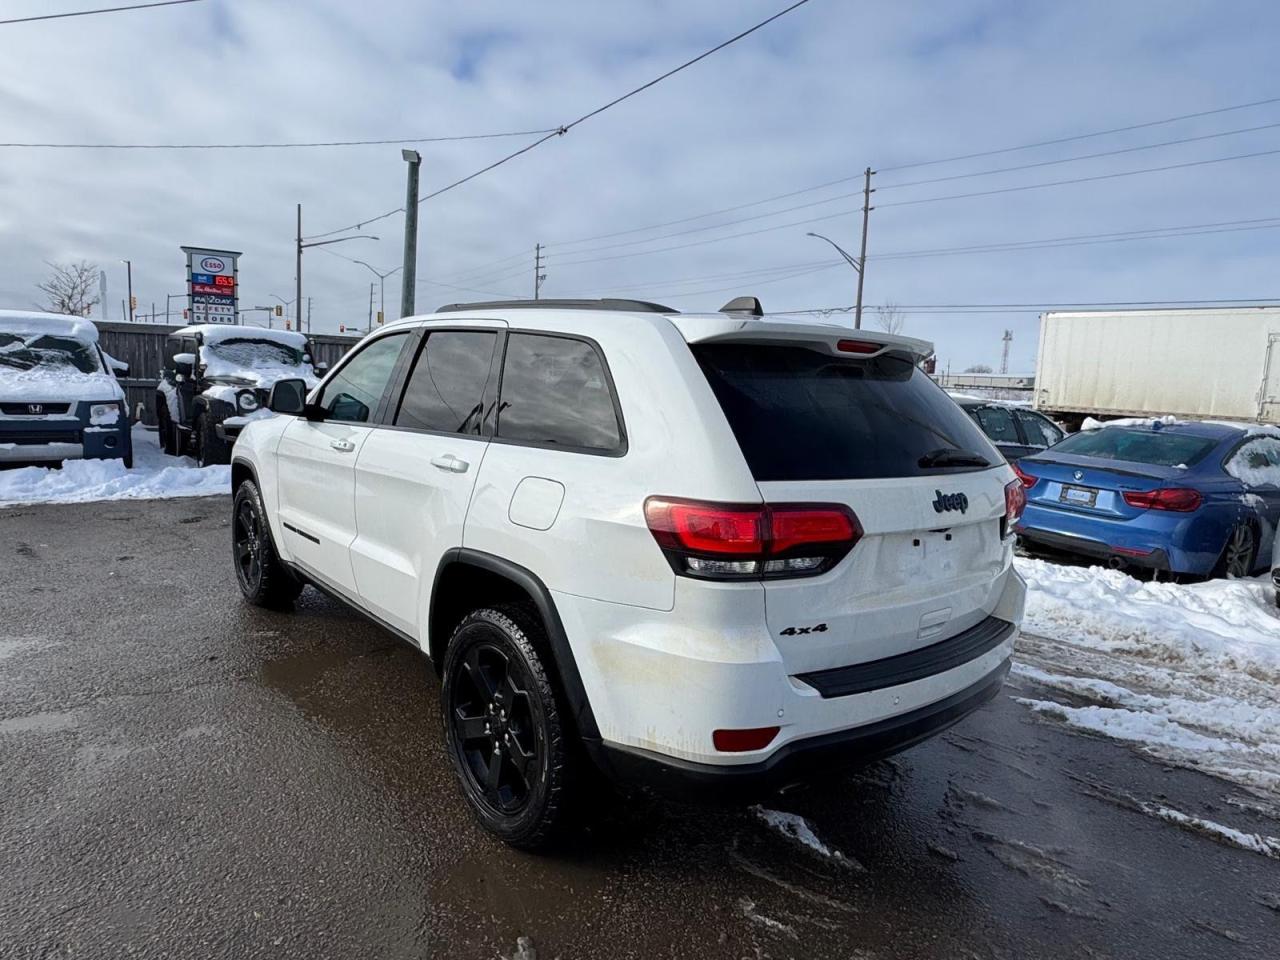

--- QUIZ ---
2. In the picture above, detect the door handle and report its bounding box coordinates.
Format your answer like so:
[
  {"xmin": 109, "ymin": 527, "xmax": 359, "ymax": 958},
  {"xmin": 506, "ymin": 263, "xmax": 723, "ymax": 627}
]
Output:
[
  {"xmin": 330, "ymin": 439, "xmax": 356, "ymax": 453},
  {"xmin": 431, "ymin": 454, "xmax": 470, "ymax": 474}
]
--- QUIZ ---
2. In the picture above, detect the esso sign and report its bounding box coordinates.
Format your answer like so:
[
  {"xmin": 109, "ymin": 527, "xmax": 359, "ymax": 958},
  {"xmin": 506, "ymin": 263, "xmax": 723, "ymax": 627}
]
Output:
[{"xmin": 200, "ymin": 256, "xmax": 226, "ymax": 273}]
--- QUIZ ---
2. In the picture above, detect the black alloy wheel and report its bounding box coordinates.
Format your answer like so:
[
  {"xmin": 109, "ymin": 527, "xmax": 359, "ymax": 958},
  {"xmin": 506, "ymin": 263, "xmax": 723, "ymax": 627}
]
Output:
[
  {"xmin": 234, "ymin": 495, "xmax": 264, "ymax": 595},
  {"xmin": 441, "ymin": 607, "xmax": 575, "ymax": 849},
  {"xmin": 1222, "ymin": 524, "xmax": 1255, "ymax": 579}
]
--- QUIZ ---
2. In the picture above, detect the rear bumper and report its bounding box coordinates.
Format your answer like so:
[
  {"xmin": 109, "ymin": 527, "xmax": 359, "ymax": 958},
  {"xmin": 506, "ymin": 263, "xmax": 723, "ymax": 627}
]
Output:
[
  {"xmin": 587, "ymin": 657, "xmax": 1011, "ymax": 800},
  {"xmin": 1016, "ymin": 526, "xmax": 1172, "ymax": 571}
]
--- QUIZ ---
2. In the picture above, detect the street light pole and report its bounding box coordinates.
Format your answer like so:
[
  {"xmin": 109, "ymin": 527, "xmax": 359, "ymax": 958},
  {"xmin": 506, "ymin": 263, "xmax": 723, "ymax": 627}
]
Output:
[
  {"xmin": 400, "ymin": 149, "xmax": 421, "ymax": 319},
  {"xmin": 296, "ymin": 204, "xmax": 303, "ymax": 332},
  {"xmin": 349, "ymin": 260, "xmax": 401, "ymax": 327},
  {"xmin": 806, "ymin": 230, "xmax": 866, "ymax": 329}
]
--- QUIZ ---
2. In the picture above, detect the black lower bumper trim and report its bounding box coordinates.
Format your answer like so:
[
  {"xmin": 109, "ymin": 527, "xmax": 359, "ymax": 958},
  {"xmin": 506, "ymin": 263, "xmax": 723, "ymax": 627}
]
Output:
[
  {"xmin": 1016, "ymin": 527, "xmax": 1170, "ymax": 571},
  {"xmin": 585, "ymin": 657, "xmax": 1011, "ymax": 801},
  {"xmin": 797, "ymin": 616, "xmax": 1014, "ymax": 699}
]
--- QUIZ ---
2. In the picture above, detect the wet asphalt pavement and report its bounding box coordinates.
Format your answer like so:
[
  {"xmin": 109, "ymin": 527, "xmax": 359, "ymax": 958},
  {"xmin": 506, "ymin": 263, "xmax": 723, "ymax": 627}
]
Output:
[{"xmin": 3, "ymin": 495, "xmax": 1279, "ymax": 960}]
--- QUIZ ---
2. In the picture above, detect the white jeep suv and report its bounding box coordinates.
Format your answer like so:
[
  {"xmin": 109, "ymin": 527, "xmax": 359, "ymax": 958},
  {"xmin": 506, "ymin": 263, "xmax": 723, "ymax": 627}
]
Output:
[{"xmin": 229, "ymin": 297, "xmax": 1026, "ymax": 849}]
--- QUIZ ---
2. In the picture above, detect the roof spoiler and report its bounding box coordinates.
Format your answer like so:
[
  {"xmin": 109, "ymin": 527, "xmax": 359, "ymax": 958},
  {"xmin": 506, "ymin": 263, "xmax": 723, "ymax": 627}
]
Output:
[{"xmin": 720, "ymin": 296, "xmax": 763, "ymax": 317}]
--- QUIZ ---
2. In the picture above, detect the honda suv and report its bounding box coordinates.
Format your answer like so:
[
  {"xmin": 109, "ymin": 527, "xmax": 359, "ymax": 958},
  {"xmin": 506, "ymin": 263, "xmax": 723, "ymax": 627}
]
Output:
[{"xmin": 229, "ymin": 297, "xmax": 1026, "ymax": 849}]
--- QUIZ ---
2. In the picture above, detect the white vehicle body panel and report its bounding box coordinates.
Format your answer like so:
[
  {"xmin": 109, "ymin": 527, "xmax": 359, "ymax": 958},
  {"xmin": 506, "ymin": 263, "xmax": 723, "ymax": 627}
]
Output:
[{"xmin": 1036, "ymin": 307, "xmax": 1280, "ymax": 424}]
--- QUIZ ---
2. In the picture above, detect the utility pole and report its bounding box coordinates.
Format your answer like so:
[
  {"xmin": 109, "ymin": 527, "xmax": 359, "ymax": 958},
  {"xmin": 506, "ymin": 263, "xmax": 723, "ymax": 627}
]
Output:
[
  {"xmin": 122, "ymin": 259, "xmax": 134, "ymax": 323},
  {"xmin": 296, "ymin": 204, "xmax": 303, "ymax": 332},
  {"xmin": 308, "ymin": 297, "xmax": 313, "ymax": 333},
  {"xmin": 1000, "ymin": 329, "xmax": 1013, "ymax": 374},
  {"xmin": 368, "ymin": 283, "xmax": 375, "ymax": 331},
  {"xmin": 534, "ymin": 243, "xmax": 546, "ymax": 299},
  {"xmin": 855, "ymin": 167, "xmax": 874, "ymax": 330},
  {"xmin": 400, "ymin": 149, "xmax": 421, "ymax": 318}
]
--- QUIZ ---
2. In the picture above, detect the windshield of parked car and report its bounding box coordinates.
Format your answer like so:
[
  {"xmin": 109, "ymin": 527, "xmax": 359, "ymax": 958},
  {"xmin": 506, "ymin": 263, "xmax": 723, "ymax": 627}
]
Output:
[
  {"xmin": 1049, "ymin": 428, "xmax": 1218, "ymax": 467},
  {"xmin": 0, "ymin": 332, "xmax": 101, "ymax": 374},
  {"xmin": 693, "ymin": 343, "xmax": 999, "ymax": 481},
  {"xmin": 203, "ymin": 338, "xmax": 305, "ymax": 369}
]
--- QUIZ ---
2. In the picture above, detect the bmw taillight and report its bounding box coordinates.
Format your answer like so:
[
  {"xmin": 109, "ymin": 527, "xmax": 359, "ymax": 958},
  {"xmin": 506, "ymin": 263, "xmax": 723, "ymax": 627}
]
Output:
[
  {"xmin": 1122, "ymin": 488, "xmax": 1203, "ymax": 512},
  {"xmin": 644, "ymin": 498, "xmax": 862, "ymax": 580}
]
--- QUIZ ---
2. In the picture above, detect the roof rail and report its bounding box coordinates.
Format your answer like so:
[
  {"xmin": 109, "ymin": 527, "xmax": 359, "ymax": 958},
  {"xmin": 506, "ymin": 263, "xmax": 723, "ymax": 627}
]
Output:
[{"xmin": 435, "ymin": 297, "xmax": 677, "ymax": 314}]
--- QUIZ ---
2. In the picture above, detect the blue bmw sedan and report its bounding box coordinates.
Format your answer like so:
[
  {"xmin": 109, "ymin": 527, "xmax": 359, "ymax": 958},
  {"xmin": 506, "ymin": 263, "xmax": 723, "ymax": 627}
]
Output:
[{"xmin": 1013, "ymin": 419, "xmax": 1280, "ymax": 579}]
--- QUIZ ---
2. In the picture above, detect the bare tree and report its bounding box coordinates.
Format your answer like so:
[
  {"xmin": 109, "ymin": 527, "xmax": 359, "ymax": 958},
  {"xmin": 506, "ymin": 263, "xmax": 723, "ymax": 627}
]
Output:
[
  {"xmin": 964, "ymin": 363, "xmax": 994, "ymax": 373},
  {"xmin": 872, "ymin": 301, "xmax": 906, "ymax": 335},
  {"xmin": 37, "ymin": 260, "xmax": 100, "ymax": 316}
]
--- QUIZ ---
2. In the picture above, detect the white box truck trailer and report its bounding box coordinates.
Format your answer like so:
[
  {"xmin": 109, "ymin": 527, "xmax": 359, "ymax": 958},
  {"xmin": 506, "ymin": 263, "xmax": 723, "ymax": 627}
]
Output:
[{"xmin": 1034, "ymin": 306, "xmax": 1280, "ymax": 429}]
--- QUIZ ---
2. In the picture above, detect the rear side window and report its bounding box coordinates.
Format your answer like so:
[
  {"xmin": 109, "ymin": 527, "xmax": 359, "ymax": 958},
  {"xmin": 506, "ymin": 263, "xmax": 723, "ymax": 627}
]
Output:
[
  {"xmin": 971, "ymin": 405, "xmax": 1020, "ymax": 444},
  {"xmin": 693, "ymin": 344, "xmax": 998, "ymax": 481},
  {"xmin": 1016, "ymin": 409, "xmax": 1063, "ymax": 448},
  {"xmin": 497, "ymin": 334, "xmax": 623, "ymax": 452},
  {"xmin": 318, "ymin": 332, "xmax": 408, "ymax": 424},
  {"xmin": 394, "ymin": 331, "xmax": 496, "ymax": 435},
  {"xmin": 1051, "ymin": 428, "xmax": 1216, "ymax": 467}
]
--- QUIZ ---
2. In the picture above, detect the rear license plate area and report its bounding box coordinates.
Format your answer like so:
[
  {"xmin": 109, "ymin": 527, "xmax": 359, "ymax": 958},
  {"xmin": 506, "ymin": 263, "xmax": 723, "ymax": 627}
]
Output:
[{"xmin": 1059, "ymin": 484, "xmax": 1097, "ymax": 507}]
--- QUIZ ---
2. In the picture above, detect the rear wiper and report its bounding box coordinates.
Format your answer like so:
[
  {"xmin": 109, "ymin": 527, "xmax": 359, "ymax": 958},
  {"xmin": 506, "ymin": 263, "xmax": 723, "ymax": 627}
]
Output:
[{"xmin": 918, "ymin": 447, "xmax": 990, "ymax": 468}]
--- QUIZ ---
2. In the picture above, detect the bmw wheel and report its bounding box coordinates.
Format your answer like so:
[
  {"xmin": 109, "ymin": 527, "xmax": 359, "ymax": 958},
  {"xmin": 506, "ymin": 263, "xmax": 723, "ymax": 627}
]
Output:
[
  {"xmin": 441, "ymin": 606, "xmax": 576, "ymax": 850},
  {"xmin": 1219, "ymin": 523, "xmax": 1256, "ymax": 579}
]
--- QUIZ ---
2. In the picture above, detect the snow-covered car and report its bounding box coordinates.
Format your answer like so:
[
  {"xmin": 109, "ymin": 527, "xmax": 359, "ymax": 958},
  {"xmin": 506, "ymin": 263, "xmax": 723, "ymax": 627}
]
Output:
[
  {"xmin": 0, "ymin": 310, "xmax": 132, "ymax": 468},
  {"xmin": 156, "ymin": 325, "xmax": 324, "ymax": 466}
]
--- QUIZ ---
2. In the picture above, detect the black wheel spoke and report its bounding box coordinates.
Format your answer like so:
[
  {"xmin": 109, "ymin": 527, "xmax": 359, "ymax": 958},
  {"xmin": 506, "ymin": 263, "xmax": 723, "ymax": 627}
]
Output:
[
  {"xmin": 483, "ymin": 748, "xmax": 503, "ymax": 796},
  {"xmin": 463, "ymin": 646, "xmax": 498, "ymax": 700},
  {"xmin": 454, "ymin": 711, "xmax": 489, "ymax": 744},
  {"xmin": 504, "ymin": 736, "xmax": 533, "ymax": 786}
]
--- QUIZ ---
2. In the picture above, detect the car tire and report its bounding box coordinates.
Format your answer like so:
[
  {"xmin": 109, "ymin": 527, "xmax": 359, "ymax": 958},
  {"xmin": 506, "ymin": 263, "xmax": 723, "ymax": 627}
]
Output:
[
  {"xmin": 195, "ymin": 412, "xmax": 231, "ymax": 467},
  {"xmin": 232, "ymin": 478, "xmax": 303, "ymax": 608},
  {"xmin": 441, "ymin": 605, "xmax": 577, "ymax": 851},
  {"xmin": 157, "ymin": 402, "xmax": 177, "ymax": 456},
  {"xmin": 1216, "ymin": 523, "xmax": 1256, "ymax": 579}
]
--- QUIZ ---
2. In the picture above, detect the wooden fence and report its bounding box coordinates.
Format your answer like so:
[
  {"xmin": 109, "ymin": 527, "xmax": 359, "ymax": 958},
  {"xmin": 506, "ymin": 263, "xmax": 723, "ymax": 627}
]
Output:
[{"xmin": 96, "ymin": 322, "xmax": 360, "ymax": 425}]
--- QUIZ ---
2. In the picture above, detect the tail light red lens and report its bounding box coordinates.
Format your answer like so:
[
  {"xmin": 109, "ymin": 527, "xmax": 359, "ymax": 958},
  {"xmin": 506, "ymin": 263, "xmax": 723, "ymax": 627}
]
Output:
[
  {"xmin": 1122, "ymin": 488, "xmax": 1203, "ymax": 512},
  {"xmin": 1004, "ymin": 479, "xmax": 1026, "ymax": 527},
  {"xmin": 713, "ymin": 726, "xmax": 780, "ymax": 752},
  {"xmin": 644, "ymin": 498, "xmax": 862, "ymax": 580},
  {"xmin": 836, "ymin": 339, "xmax": 882, "ymax": 355},
  {"xmin": 1012, "ymin": 462, "xmax": 1040, "ymax": 489}
]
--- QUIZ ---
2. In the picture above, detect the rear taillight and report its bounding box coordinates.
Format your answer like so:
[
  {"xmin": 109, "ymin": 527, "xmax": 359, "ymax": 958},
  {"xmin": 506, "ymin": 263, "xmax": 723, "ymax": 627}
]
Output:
[
  {"xmin": 1012, "ymin": 462, "xmax": 1040, "ymax": 489},
  {"xmin": 1122, "ymin": 488, "xmax": 1203, "ymax": 512},
  {"xmin": 644, "ymin": 498, "xmax": 862, "ymax": 580},
  {"xmin": 1004, "ymin": 479, "xmax": 1026, "ymax": 527},
  {"xmin": 836, "ymin": 339, "xmax": 882, "ymax": 355}
]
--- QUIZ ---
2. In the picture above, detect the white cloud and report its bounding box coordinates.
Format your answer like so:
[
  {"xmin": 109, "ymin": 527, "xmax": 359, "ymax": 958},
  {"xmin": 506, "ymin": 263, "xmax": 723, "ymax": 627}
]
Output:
[{"xmin": 1, "ymin": 0, "xmax": 1277, "ymax": 369}]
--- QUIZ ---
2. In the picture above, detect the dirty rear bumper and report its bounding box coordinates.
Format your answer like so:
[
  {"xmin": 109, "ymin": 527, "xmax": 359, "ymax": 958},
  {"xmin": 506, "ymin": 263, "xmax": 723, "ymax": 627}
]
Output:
[{"xmin": 585, "ymin": 657, "xmax": 1011, "ymax": 802}]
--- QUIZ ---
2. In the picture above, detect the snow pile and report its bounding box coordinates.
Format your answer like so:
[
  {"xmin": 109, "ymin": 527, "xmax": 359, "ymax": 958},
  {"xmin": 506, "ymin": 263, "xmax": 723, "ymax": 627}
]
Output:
[
  {"xmin": 0, "ymin": 424, "xmax": 228, "ymax": 507},
  {"xmin": 752, "ymin": 806, "xmax": 857, "ymax": 866},
  {"xmin": 1014, "ymin": 557, "xmax": 1280, "ymax": 794}
]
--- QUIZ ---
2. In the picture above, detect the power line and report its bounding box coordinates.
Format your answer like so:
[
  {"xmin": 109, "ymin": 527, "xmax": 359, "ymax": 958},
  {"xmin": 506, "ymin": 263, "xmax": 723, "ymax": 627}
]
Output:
[
  {"xmin": 0, "ymin": 128, "xmax": 562, "ymax": 150},
  {"xmin": 304, "ymin": 0, "xmax": 814, "ymax": 241},
  {"xmin": 876, "ymin": 95, "xmax": 1280, "ymax": 173},
  {"xmin": 0, "ymin": 0, "xmax": 203, "ymax": 25},
  {"xmin": 771, "ymin": 298, "xmax": 1280, "ymax": 316},
  {"xmin": 542, "ymin": 99, "xmax": 1280, "ymax": 251},
  {"xmin": 877, "ymin": 146, "xmax": 1280, "ymax": 209}
]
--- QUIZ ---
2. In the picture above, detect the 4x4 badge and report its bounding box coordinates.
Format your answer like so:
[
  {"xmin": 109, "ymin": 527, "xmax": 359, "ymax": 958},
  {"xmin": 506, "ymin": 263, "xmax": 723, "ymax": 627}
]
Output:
[{"xmin": 932, "ymin": 490, "xmax": 969, "ymax": 514}]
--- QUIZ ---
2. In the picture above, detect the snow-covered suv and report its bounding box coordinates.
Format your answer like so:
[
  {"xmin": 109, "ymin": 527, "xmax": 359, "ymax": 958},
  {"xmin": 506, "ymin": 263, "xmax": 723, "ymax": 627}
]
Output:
[
  {"xmin": 229, "ymin": 297, "xmax": 1027, "ymax": 848},
  {"xmin": 156, "ymin": 324, "xmax": 324, "ymax": 466}
]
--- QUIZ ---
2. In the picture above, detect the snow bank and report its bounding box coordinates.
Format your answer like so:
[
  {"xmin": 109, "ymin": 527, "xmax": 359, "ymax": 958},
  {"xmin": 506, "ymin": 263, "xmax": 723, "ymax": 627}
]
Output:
[
  {"xmin": 1014, "ymin": 557, "xmax": 1280, "ymax": 794},
  {"xmin": 0, "ymin": 424, "xmax": 228, "ymax": 507}
]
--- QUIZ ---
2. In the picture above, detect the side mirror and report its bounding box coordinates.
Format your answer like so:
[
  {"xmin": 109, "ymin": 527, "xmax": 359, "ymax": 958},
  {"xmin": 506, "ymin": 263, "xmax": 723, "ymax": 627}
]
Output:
[
  {"xmin": 268, "ymin": 379, "xmax": 308, "ymax": 415},
  {"xmin": 173, "ymin": 352, "xmax": 195, "ymax": 376}
]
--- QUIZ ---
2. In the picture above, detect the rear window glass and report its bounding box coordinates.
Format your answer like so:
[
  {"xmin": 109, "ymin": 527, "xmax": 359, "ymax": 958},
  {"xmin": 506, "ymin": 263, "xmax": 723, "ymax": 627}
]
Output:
[
  {"xmin": 971, "ymin": 405, "xmax": 1020, "ymax": 443},
  {"xmin": 693, "ymin": 344, "xmax": 999, "ymax": 481},
  {"xmin": 1051, "ymin": 428, "xmax": 1217, "ymax": 467}
]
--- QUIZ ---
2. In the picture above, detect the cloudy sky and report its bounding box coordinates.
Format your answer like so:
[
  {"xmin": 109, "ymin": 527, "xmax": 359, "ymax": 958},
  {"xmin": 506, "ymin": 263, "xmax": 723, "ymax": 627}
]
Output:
[{"xmin": 1, "ymin": 0, "xmax": 1278, "ymax": 370}]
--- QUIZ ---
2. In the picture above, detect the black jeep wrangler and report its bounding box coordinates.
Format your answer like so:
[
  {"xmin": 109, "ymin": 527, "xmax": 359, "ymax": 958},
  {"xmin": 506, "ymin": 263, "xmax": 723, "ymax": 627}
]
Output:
[{"xmin": 155, "ymin": 325, "xmax": 325, "ymax": 465}]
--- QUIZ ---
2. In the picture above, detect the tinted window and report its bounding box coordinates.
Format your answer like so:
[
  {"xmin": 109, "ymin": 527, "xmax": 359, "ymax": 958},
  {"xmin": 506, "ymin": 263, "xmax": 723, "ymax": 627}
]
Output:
[
  {"xmin": 1050, "ymin": 428, "xmax": 1217, "ymax": 467},
  {"xmin": 497, "ymin": 334, "xmax": 622, "ymax": 451},
  {"xmin": 395, "ymin": 331, "xmax": 496, "ymax": 434},
  {"xmin": 1016, "ymin": 409, "xmax": 1063, "ymax": 448},
  {"xmin": 694, "ymin": 344, "xmax": 998, "ymax": 481},
  {"xmin": 971, "ymin": 405, "xmax": 1020, "ymax": 444},
  {"xmin": 318, "ymin": 333, "xmax": 407, "ymax": 424}
]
